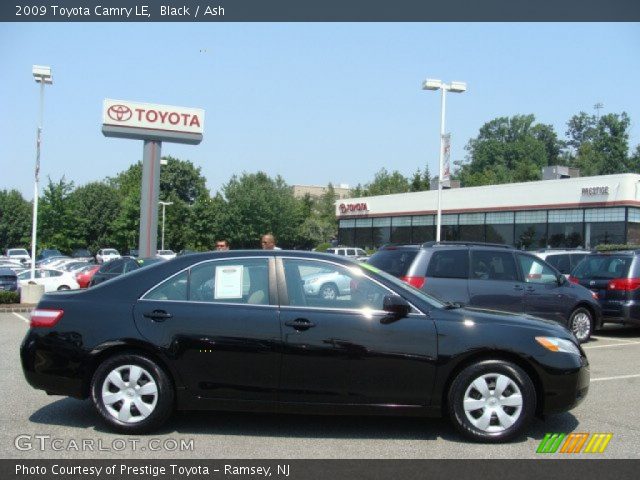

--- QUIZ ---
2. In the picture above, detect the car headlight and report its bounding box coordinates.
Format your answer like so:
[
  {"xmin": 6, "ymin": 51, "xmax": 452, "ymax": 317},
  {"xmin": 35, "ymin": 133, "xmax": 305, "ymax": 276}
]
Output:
[{"xmin": 535, "ymin": 336, "xmax": 581, "ymax": 356}]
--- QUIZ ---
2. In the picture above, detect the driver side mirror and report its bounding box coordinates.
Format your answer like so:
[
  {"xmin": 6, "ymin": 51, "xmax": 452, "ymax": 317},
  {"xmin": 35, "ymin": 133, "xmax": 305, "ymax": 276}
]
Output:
[
  {"xmin": 557, "ymin": 274, "xmax": 567, "ymax": 286},
  {"xmin": 381, "ymin": 295, "xmax": 411, "ymax": 323}
]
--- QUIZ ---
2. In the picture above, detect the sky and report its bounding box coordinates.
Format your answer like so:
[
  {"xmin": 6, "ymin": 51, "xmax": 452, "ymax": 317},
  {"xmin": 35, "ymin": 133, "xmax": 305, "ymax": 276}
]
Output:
[{"xmin": 1, "ymin": 22, "xmax": 639, "ymax": 200}]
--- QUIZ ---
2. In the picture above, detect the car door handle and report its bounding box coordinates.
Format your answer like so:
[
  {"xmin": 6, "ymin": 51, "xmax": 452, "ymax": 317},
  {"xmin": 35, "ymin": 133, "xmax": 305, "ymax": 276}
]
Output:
[
  {"xmin": 514, "ymin": 285, "xmax": 524, "ymax": 290},
  {"xmin": 285, "ymin": 318, "xmax": 316, "ymax": 330},
  {"xmin": 143, "ymin": 310, "xmax": 173, "ymax": 322}
]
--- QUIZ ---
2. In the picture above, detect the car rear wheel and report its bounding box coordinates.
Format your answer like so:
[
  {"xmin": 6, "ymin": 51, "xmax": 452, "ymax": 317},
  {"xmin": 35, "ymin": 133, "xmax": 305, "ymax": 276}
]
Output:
[
  {"xmin": 448, "ymin": 360, "xmax": 535, "ymax": 443},
  {"xmin": 57, "ymin": 285, "xmax": 70, "ymax": 291},
  {"xmin": 319, "ymin": 283, "xmax": 339, "ymax": 300},
  {"xmin": 91, "ymin": 354, "xmax": 174, "ymax": 433},
  {"xmin": 569, "ymin": 307, "xmax": 593, "ymax": 343}
]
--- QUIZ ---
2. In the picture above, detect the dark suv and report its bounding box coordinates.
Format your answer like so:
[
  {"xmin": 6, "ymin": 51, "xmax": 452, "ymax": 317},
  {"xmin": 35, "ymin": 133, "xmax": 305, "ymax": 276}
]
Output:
[
  {"xmin": 570, "ymin": 250, "xmax": 640, "ymax": 327},
  {"xmin": 368, "ymin": 242, "xmax": 602, "ymax": 342}
]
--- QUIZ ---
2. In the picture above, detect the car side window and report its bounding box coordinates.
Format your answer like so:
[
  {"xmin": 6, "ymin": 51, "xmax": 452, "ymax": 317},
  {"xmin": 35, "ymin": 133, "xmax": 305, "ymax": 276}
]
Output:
[
  {"xmin": 517, "ymin": 254, "xmax": 558, "ymax": 285},
  {"xmin": 189, "ymin": 258, "xmax": 269, "ymax": 305},
  {"xmin": 470, "ymin": 251, "xmax": 518, "ymax": 281},
  {"xmin": 426, "ymin": 250, "xmax": 469, "ymax": 279},
  {"xmin": 49, "ymin": 270, "xmax": 63, "ymax": 277},
  {"xmin": 145, "ymin": 271, "xmax": 189, "ymax": 301},
  {"xmin": 283, "ymin": 259, "xmax": 390, "ymax": 311},
  {"xmin": 545, "ymin": 254, "xmax": 571, "ymax": 275}
]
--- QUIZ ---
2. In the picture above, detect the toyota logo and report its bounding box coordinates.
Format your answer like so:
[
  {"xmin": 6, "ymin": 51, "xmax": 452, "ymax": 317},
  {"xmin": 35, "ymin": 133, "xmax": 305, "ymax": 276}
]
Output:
[{"xmin": 107, "ymin": 104, "xmax": 132, "ymax": 122}]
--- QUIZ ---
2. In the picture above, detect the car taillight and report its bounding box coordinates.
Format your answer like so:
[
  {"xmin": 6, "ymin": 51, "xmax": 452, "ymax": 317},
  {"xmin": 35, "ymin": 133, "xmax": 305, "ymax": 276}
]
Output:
[
  {"xmin": 401, "ymin": 276, "xmax": 426, "ymax": 289},
  {"xmin": 608, "ymin": 278, "xmax": 640, "ymax": 291},
  {"xmin": 568, "ymin": 276, "xmax": 580, "ymax": 284},
  {"xmin": 30, "ymin": 309, "xmax": 64, "ymax": 328}
]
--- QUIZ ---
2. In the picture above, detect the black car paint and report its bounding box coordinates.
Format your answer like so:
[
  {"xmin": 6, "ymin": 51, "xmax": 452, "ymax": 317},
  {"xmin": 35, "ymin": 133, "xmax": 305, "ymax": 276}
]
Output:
[{"xmin": 21, "ymin": 251, "xmax": 588, "ymax": 420}]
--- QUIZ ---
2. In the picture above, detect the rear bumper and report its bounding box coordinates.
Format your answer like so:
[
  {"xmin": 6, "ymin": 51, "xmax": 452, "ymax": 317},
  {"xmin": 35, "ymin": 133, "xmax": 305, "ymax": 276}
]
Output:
[{"xmin": 601, "ymin": 300, "xmax": 640, "ymax": 326}]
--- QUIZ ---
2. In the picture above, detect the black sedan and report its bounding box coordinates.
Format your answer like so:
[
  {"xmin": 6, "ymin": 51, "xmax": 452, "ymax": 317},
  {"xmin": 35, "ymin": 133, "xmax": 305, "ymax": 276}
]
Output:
[{"xmin": 21, "ymin": 251, "xmax": 589, "ymax": 442}]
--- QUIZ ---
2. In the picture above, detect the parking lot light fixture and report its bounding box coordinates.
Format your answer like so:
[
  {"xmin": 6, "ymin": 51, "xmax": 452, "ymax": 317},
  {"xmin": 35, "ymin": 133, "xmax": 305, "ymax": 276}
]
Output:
[
  {"xmin": 30, "ymin": 65, "xmax": 53, "ymax": 280},
  {"xmin": 159, "ymin": 201, "xmax": 173, "ymax": 251},
  {"xmin": 422, "ymin": 78, "xmax": 466, "ymax": 242}
]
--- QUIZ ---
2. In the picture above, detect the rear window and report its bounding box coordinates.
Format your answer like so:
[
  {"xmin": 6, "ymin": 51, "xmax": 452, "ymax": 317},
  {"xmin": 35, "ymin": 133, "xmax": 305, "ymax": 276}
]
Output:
[
  {"xmin": 572, "ymin": 255, "xmax": 633, "ymax": 280},
  {"xmin": 367, "ymin": 249, "xmax": 418, "ymax": 277},
  {"xmin": 426, "ymin": 250, "xmax": 469, "ymax": 279},
  {"xmin": 545, "ymin": 254, "xmax": 571, "ymax": 274}
]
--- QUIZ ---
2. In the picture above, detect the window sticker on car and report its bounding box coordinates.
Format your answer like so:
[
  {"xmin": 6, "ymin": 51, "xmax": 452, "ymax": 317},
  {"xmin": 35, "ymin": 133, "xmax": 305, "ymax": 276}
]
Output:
[{"xmin": 214, "ymin": 265, "xmax": 244, "ymax": 299}]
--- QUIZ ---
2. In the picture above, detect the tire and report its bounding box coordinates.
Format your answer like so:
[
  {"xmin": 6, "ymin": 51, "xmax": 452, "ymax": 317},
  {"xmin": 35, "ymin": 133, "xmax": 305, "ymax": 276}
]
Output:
[
  {"xmin": 91, "ymin": 353, "xmax": 174, "ymax": 434},
  {"xmin": 57, "ymin": 285, "xmax": 70, "ymax": 291},
  {"xmin": 569, "ymin": 307, "xmax": 593, "ymax": 343},
  {"xmin": 319, "ymin": 283, "xmax": 339, "ymax": 300},
  {"xmin": 448, "ymin": 360, "xmax": 536, "ymax": 443}
]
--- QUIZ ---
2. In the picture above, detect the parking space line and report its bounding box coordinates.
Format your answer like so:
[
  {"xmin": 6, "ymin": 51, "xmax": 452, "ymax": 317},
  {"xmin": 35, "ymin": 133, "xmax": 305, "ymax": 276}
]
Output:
[
  {"xmin": 591, "ymin": 374, "xmax": 640, "ymax": 382},
  {"xmin": 583, "ymin": 341, "xmax": 640, "ymax": 350},
  {"xmin": 11, "ymin": 312, "xmax": 29, "ymax": 324},
  {"xmin": 591, "ymin": 336, "xmax": 636, "ymax": 344}
]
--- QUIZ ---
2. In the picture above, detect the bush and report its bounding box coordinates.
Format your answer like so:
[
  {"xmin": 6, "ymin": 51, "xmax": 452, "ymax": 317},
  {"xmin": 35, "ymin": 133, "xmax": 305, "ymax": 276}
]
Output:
[
  {"xmin": 314, "ymin": 242, "xmax": 331, "ymax": 253},
  {"xmin": 0, "ymin": 291, "xmax": 19, "ymax": 304},
  {"xmin": 595, "ymin": 244, "xmax": 640, "ymax": 252}
]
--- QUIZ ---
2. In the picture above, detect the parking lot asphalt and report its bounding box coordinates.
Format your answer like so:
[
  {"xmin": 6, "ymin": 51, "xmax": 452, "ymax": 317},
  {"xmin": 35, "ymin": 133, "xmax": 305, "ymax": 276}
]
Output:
[{"xmin": 2, "ymin": 312, "xmax": 639, "ymax": 459}]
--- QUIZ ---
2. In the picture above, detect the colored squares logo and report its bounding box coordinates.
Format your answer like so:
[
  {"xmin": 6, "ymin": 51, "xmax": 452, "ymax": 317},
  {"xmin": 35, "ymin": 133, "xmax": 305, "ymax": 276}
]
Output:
[{"xmin": 537, "ymin": 433, "xmax": 612, "ymax": 454}]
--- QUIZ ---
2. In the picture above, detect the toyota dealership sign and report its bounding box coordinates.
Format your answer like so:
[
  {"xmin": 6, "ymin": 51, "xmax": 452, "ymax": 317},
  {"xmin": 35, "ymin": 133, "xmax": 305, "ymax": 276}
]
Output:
[{"xmin": 102, "ymin": 99, "xmax": 204, "ymax": 145}]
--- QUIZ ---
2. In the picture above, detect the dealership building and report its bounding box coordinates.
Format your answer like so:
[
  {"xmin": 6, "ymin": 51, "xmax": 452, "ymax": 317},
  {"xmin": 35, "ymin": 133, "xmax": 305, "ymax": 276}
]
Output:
[{"xmin": 335, "ymin": 173, "xmax": 640, "ymax": 250}]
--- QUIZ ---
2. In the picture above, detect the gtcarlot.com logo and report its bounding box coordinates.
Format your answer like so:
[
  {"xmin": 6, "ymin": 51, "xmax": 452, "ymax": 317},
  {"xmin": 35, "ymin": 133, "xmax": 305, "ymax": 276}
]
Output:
[{"xmin": 536, "ymin": 433, "xmax": 613, "ymax": 454}]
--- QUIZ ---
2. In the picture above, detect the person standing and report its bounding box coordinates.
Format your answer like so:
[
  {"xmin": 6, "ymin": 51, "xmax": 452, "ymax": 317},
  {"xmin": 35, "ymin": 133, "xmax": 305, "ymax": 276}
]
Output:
[
  {"xmin": 260, "ymin": 234, "xmax": 281, "ymax": 250},
  {"xmin": 215, "ymin": 239, "xmax": 230, "ymax": 251}
]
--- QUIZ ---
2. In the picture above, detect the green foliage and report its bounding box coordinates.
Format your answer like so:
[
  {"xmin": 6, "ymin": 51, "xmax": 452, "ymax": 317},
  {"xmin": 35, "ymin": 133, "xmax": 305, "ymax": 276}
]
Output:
[
  {"xmin": 595, "ymin": 244, "xmax": 640, "ymax": 252},
  {"xmin": 352, "ymin": 168, "xmax": 411, "ymax": 197},
  {"xmin": 410, "ymin": 164, "xmax": 431, "ymax": 192},
  {"xmin": 458, "ymin": 115, "xmax": 552, "ymax": 187},
  {"xmin": 314, "ymin": 242, "xmax": 331, "ymax": 252},
  {"xmin": 0, "ymin": 190, "xmax": 31, "ymax": 250},
  {"xmin": 0, "ymin": 291, "xmax": 19, "ymax": 304},
  {"xmin": 38, "ymin": 177, "xmax": 76, "ymax": 252},
  {"xmin": 67, "ymin": 182, "xmax": 120, "ymax": 252}
]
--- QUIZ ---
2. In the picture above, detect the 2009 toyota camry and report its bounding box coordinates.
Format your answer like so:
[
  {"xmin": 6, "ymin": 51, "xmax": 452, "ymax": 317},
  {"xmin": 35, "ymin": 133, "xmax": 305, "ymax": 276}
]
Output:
[{"xmin": 21, "ymin": 251, "xmax": 589, "ymax": 442}]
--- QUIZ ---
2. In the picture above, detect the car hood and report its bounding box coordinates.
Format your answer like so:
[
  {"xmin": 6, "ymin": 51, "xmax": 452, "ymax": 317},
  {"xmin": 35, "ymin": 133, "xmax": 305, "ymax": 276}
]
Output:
[{"xmin": 456, "ymin": 306, "xmax": 571, "ymax": 336}]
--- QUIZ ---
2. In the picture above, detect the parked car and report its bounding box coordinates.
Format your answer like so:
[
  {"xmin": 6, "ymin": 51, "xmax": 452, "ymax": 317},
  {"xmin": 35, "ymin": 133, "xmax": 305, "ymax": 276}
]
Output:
[
  {"xmin": 367, "ymin": 242, "xmax": 601, "ymax": 342},
  {"xmin": 89, "ymin": 257, "xmax": 164, "ymax": 287},
  {"xmin": 535, "ymin": 249, "xmax": 588, "ymax": 278},
  {"xmin": 21, "ymin": 251, "xmax": 589, "ymax": 442},
  {"xmin": 301, "ymin": 267, "xmax": 351, "ymax": 299},
  {"xmin": 71, "ymin": 248, "xmax": 94, "ymax": 263},
  {"xmin": 570, "ymin": 249, "xmax": 640, "ymax": 327},
  {"xmin": 36, "ymin": 249, "xmax": 63, "ymax": 262},
  {"xmin": 5, "ymin": 248, "xmax": 31, "ymax": 264},
  {"xmin": 0, "ymin": 268, "xmax": 18, "ymax": 292},
  {"xmin": 76, "ymin": 264, "xmax": 100, "ymax": 289},
  {"xmin": 17, "ymin": 268, "xmax": 80, "ymax": 292},
  {"xmin": 156, "ymin": 250, "xmax": 177, "ymax": 260},
  {"xmin": 325, "ymin": 247, "xmax": 369, "ymax": 261},
  {"xmin": 96, "ymin": 248, "xmax": 121, "ymax": 264}
]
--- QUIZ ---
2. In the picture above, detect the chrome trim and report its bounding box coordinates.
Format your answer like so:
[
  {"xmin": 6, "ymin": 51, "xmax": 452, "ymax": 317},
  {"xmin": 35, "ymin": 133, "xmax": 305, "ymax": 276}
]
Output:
[{"xmin": 137, "ymin": 298, "xmax": 278, "ymax": 309}]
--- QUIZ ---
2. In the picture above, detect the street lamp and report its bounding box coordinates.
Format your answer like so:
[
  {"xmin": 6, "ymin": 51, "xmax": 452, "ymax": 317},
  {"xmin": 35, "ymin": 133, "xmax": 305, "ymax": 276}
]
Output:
[
  {"xmin": 422, "ymin": 78, "xmax": 466, "ymax": 242},
  {"xmin": 158, "ymin": 201, "xmax": 173, "ymax": 251},
  {"xmin": 30, "ymin": 65, "xmax": 53, "ymax": 280}
]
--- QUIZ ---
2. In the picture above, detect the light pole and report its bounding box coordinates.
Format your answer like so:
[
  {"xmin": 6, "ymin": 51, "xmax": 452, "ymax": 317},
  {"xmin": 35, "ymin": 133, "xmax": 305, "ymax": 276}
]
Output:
[
  {"xmin": 158, "ymin": 201, "xmax": 173, "ymax": 251},
  {"xmin": 422, "ymin": 78, "xmax": 466, "ymax": 242},
  {"xmin": 30, "ymin": 65, "xmax": 53, "ymax": 280}
]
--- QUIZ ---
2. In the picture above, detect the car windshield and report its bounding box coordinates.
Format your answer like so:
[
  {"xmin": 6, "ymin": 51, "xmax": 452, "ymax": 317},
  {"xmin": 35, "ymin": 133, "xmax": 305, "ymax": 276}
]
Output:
[
  {"xmin": 359, "ymin": 261, "xmax": 444, "ymax": 309},
  {"xmin": 572, "ymin": 254, "xmax": 633, "ymax": 280},
  {"xmin": 8, "ymin": 249, "xmax": 28, "ymax": 256},
  {"xmin": 104, "ymin": 249, "xmax": 118, "ymax": 255}
]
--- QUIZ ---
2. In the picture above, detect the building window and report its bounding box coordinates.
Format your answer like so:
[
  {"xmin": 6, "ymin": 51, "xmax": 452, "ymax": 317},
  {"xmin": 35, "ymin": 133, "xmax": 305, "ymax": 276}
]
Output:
[
  {"xmin": 372, "ymin": 217, "xmax": 391, "ymax": 247},
  {"xmin": 585, "ymin": 208, "xmax": 625, "ymax": 222},
  {"xmin": 459, "ymin": 213, "xmax": 485, "ymax": 242},
  {"xmin": 485, "ymin": 212, "xmax": 514, "ymax": 246},
  {"xmin": 390, "ymin": 217, "xmax": 412, "ymax": 244},
  {"xmin": 412, "ymin": 215, "xmax": 435, "ymax": 243},
  {"xmin": 548, "ymin": 209, "xmax": 583, "ymax": 248},
  {"xmin": 338, "ymin": 219, "xmax": 356, "ymax": 246},
  {"xmin": 354, "ymin": 218, "xmax": 373, "ymax": 249}
]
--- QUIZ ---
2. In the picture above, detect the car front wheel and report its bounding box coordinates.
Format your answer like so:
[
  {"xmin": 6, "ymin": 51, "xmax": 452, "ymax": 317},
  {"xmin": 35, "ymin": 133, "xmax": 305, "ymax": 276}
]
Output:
[
  {"xmin": 448, "ymin": 360, "xmax": 536, "ymax": 443},
  {"xmin": 319, "ymin": 283, "xmax": 339, "ymax": 300},
  {"xmin": 91, "ymin": 354, "xmax": 174, "ymax": 433},
  {"xmin": 569, "ymin": 307, "xmax": 593, "ymax": 343}
]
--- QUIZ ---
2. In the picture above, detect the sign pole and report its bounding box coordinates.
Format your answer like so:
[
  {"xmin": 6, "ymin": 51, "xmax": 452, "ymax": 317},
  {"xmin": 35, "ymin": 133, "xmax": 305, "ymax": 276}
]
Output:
[{"xmin": 139, "ymin": 140, "xmax": 162, "ymax": 258}]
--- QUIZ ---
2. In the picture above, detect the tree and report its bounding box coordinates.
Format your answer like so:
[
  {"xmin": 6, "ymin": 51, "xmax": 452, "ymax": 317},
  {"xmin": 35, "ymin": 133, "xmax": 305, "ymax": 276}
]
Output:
[
  {"xmin": 220, "ymin": 172, "xmax": 304, "ymax": 248},
  {"xmin": 0, "ymin": 190, "xmax": 32, "ymax": 250},
  {"xmin": 67, "ymin": 182, "xmax": 120, "ymax": 252},
  {"xmin": 410, "ymin": 164, "xmax": 431, "ymax": 191},
  {"xmin": 458, "ymin": 115, "xmax": 557, "ymax": 187},
  {"xmin": 38, "ymin": 177, "xmax": 76, "ymax": 252}
]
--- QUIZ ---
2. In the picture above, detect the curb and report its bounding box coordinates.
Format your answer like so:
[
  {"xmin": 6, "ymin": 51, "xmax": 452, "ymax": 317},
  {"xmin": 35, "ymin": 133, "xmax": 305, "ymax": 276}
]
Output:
[{"xmin": 0, "ymin": 305, "xmax": 35, "ymax": 313}]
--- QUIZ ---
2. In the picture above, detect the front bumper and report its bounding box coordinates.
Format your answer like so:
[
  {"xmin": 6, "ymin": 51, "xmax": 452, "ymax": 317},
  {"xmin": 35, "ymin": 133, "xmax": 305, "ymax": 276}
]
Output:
[{"xmin": 537, "ymin": 353, "xmax": 590, "ymax": 415}]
